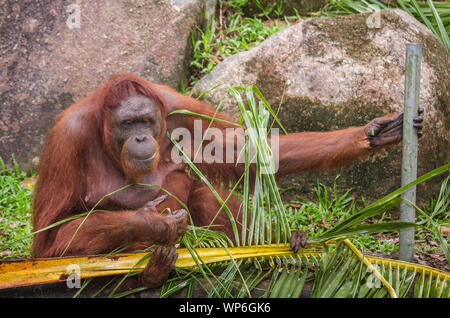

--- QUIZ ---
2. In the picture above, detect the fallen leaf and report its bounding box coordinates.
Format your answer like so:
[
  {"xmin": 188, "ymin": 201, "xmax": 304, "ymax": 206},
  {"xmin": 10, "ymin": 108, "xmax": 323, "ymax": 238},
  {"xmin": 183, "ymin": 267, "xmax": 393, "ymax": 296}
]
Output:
[
  {"xmin": 20, "ymin": 176, "xmax": 36, "ymax": 188},
  {"xmin": 388, "ymin": 238, "xmax": 399, "ymax": 246},
  {"xmin": 441, "ymin": 226, "xmax": 450, "ymax": 237},
  {"xmin": 0, "ymin": 250, "xmax": 12, "ymax": 257},
  {"xmin": 429, "ymin": 240, "xmax": 439, "ymax": 247}
]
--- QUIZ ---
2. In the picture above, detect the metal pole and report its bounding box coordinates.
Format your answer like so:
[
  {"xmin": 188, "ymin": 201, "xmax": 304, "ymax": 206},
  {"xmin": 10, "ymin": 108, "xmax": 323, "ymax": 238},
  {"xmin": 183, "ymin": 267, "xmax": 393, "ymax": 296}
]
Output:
[{"xmin": 399, "ymin": 43, "xmax": 421, "ymax": 262}]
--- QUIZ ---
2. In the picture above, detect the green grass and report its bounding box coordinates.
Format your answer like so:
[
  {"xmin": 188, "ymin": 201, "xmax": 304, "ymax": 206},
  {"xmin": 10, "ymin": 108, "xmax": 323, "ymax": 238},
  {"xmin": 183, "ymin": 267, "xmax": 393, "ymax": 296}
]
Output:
[
  {"xmin": 186, "ymin": 1, "xmax": 299, "ymax": 89},
  {"xmin": 0, "ymin": 157, "xmax": 34, "ymax": 258},
  {"xmin": 285, "ymin": 175, "xmax": 449, "ymax": 257},
  {"xmin": 286, "ymin": 177, "xmax": 357, "ymax": 238},
  {"xmin": 285, "ymin": 177, "xmax": 398, "ymax": 254}
]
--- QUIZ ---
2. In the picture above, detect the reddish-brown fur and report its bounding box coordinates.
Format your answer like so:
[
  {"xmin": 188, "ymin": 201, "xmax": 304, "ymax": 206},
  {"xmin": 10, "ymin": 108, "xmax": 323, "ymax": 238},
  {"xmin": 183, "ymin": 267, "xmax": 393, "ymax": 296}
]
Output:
[{"xmin": 32, "ymin": 73, "xmax": 404, "ymax": 258}]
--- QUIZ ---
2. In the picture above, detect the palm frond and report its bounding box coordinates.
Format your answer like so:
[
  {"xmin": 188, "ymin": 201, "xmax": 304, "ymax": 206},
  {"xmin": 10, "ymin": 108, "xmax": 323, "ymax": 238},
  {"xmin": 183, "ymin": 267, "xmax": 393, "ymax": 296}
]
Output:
[
  {"xmin": 366, "ymin": 255, "xmax": 449, "ymax": 298},
  {"xmin": 2, "ymin": 241, "xmax": 449, "ymax": 298}
]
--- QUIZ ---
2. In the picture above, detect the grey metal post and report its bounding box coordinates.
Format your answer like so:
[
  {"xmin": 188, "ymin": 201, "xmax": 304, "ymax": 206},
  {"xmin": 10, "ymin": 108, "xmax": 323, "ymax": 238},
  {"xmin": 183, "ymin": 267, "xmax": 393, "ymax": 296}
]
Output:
[{"xmin": 399, "ymin": 43, "xmax": 421, "ymax": 262}]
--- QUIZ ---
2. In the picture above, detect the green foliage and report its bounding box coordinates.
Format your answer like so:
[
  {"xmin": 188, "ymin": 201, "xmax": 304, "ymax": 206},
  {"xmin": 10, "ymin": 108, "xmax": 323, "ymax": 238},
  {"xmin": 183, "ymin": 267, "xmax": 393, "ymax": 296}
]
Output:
[
  {"xmin": 286, "ymin": 177, "xmax": 357, "ymax": 238},
  {"xmin": 191, "ymin": 13, "xmax": 286, "ymax": 74},
  {"xmin": 189, "ymin": 2, "xmax": 297, "ymax": 88},
  {"xmin": 285, "ymin": 177, "xmax": 400, "ymax": 254},
  {"xmin": 0, "ymin": 156, "xmax": 34, "ymax": 258},
  {"xmin": 413, "ymin": 175, "xmax": 450, "ymax": 265},
  {"xmin": 228, "ymin": 85, "xmax": 291, "ymax": 245},
  {"xmin": 285, "ymin": 164, "xmax": 450, "ymax": 258},
  {"xmin": 355, "ymin": 235, "xmax": 398, "ymax": 254}
]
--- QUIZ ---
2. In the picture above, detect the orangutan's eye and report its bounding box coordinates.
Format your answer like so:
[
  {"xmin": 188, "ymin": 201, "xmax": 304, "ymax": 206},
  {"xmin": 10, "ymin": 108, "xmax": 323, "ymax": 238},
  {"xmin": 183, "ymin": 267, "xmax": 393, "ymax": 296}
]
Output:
[{"xmin": 143, "ymin": 117, "xmax": 154, "ymax": 124}]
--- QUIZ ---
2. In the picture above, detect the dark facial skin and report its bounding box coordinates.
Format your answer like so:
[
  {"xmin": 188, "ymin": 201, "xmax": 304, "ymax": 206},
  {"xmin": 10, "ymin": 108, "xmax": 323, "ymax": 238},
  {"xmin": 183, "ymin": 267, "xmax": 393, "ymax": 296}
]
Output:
[
  {"xmin": 109, "ymin": 95, "xmax": 163, "ymax": 178},
  {"xmin": 366, "ymin": 108, "xmax": 424, "ymax": 147}
]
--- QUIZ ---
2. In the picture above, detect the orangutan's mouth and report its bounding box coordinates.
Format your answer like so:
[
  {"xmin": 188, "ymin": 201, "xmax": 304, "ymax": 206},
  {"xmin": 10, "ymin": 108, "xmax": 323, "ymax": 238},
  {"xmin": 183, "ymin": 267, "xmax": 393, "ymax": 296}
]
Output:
[{"xmin": 136, "ymin": 152, "xmax": 157, "ymax": 162}]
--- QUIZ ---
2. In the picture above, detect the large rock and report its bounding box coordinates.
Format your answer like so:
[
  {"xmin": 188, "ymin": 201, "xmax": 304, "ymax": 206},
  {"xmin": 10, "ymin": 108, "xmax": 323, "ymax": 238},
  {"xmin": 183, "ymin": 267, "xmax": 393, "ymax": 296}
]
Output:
[
  {"xmin": 0, "ymin": 0, "xmax": 214, "ymax": 170},
  {"xmin": 193, "ymin": 9, "xmax": 450, "ymax": 202}
]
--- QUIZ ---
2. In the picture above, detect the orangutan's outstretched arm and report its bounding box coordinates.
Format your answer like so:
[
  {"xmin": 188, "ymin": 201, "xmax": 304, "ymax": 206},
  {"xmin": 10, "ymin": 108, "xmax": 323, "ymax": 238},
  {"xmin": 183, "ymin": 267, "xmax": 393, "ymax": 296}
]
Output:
[{"xmin": 274, "ymin": 111, "xmax": 423, "ymax": 178}]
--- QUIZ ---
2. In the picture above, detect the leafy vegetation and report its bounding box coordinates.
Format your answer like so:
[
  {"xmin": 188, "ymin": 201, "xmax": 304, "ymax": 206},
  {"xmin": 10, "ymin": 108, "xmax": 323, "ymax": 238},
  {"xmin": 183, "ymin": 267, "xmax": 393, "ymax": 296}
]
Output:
[
  {"xmin": 264, "ymin": 239, "xmax": 449, "ymax": 298},
  {"xmin": 0, "ymin": 157, "xmax": 34, "ymax": 258},
  {"xmin": 285, "ymin": 177, "xmax": 399, "ymax": 254},
  {"xmin": 411, "ymin": 175, "xmax": 450, "ymax": 266},
  {"xmin": 286, "ymin": 174, "xmax": 450, "ymax": 260},
  {"xmin": 187, "ymin": 1, "xmax": 299, "ymax": 88}
]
